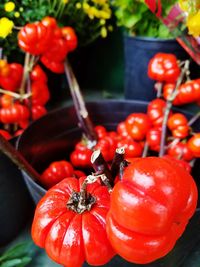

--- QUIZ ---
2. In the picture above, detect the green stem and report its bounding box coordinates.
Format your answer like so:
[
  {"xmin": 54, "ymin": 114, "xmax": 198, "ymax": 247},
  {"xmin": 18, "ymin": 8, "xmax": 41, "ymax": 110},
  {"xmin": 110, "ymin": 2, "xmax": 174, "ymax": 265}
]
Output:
[{"xmin": 56, "ymin": 1, "xmax": 65, "ymax": 19}]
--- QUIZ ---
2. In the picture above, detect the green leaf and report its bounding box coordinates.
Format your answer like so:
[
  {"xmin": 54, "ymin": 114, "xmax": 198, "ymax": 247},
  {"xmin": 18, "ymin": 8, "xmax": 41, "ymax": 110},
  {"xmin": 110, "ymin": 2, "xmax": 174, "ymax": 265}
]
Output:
[
  {"xmin": 0, "ymin": 242, "xmax": 32, "ymax": 262},
  {"xmin": 0, "ymin": 257, "xmax": 31, "ymax": 267},
  {"xmin": 157, "ymin": 24, "xmax": 172, "ymax": 38},
  {"xmin": 123, "ymin": 13, "xmax": 142, "ymax": 28}
]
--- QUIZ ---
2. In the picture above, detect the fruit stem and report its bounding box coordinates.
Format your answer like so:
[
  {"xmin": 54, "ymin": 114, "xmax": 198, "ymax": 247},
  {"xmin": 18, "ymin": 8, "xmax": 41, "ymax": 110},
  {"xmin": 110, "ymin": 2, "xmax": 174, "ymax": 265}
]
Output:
[
  {"xmin": 110, "ymin": 147, "xmax": 125, "ymax": 179},
  {"xmin": 67, "ymin": 177, "xmax": 96, "ymax": 214},
  {"xmin": 91, "ymin": 149, "xmax": 113, "ymax": 189}
]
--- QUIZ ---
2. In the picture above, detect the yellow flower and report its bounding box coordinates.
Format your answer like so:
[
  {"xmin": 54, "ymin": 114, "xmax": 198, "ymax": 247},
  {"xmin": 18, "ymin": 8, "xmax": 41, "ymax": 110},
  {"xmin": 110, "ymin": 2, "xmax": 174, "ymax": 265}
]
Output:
[
  {"xmin": 92, "ymin": 0, "xmax": 107, "ymax": 5},
  {"xmin": 0, "ymin": 17, "xmax": 14, "ymax": 38},
  {"xmin": 100, "ymin": 19, "xmax": 106, "ymax": 25},
  {"xmin": 62, "ymin": 0, "xmax": 69, "ymax": 3},
  {"xmin": 83, "ymin": 2, "xmax": 90, "ymax": 10},
  {"xmin": 4, "ymin": 2, "xmax": 15, "ymax": 12},
  {"xmin": 187, "ymin": 11, "xmax": 200, "ymax": 37},
  {"xmin": 98, "ymin": 9, "xmax": 111, "ymax": 19},
  {"xmin": 179, "ymin": 0, "xmax": 189, "ymax": 11},
  {"xmin": 14, "ymin": 12, "xmax": 20, "ymax": 18},
  {"xmin": 76, "ymin": 2, "xmax": 82, "ymax": 9},
  {"xmin": 100, "ymin": 26, "xmax": 107, "ymax": 38}
]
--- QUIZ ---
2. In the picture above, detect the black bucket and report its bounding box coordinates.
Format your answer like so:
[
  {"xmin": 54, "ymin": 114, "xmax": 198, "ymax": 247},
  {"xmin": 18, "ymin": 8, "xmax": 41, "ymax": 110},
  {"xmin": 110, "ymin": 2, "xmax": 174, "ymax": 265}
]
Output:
[
  {"xmin": 124, "ymin": 36, "xmax": 200, "ymax": 101},
  {"xmin": 17, "ymin": 100, "xmax": 200, "ymax": 267},
  {"xmin": 0, "ymin": 138, "xmax": 33, "ymax": 247}
]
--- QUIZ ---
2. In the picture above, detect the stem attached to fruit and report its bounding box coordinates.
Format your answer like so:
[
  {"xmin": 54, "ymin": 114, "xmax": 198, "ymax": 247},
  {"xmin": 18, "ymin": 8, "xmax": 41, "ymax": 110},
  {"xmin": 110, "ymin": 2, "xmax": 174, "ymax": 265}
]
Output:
[
  {"xmin": 110, "ymin": 147, "xmax": 125, "ymax": 180},
  {"xmin": 91, "ymin": 149, "xmax": 113, "ymax": 190},
  {"xmin": 67, "ymin": 176, "xmax": 96, "ymax": 214}
]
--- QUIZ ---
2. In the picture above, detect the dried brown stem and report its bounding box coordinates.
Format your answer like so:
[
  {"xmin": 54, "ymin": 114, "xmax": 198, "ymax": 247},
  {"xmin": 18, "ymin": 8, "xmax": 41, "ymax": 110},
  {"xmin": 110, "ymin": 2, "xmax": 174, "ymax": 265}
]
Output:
[
  {"xmin": 64, "ymin": 59, "xmax": 97, "ymax": 144},
  {"xmin": 110, "ymin": 147, "xmax": 125, "ymax": 178},
  {"xmin": 67, "ymin": 176, "xmax": 96, "ymax": 214},
  {"xmin": 91, "ymin": 149, "xmax": 113, "ymax": 188}
]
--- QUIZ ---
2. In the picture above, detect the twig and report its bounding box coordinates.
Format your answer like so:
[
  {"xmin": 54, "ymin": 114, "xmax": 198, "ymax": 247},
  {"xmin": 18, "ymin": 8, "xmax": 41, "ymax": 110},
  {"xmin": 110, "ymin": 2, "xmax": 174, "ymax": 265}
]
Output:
[
  {"xmin": 26, "ymin": 74, "xmax": 33, "ymax": 122},
  {"xmin": 64, "ymin": 59, "xmax": 97, "ymax": 144},
  {"xmin": 19, "ymin": 53, "xmax": 31, "ymax": 98},
  {"xmin": 142, "ymin": 141, "xmax": 149, "ymax": 157},
  {"xmin": 188, "ymin": 111, "xmax": 200, "ymax": 126},
  {"xmin": 0, "ymin": 88, "xmax": 31, "ymax": 100},
  {"xmin": 159, "ymin": 60, "xmax": 190, "ymax": 157},
  {"xmin": 154, "ymin": 82, "xmax": 163, "ymax": 98}
]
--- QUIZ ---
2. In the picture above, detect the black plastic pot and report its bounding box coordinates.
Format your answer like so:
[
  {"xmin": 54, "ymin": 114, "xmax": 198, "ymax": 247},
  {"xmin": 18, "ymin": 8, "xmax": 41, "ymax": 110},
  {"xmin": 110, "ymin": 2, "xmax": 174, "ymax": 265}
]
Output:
[
  {"xmin": 17, "ymin": 100, "xmax": 200, "ymax": 267},
  {"xmin": 124, "ymin": 36, "xmax": 200, "ymax": 101},
  {"xmin": 0, "ymin": 138, "xmax": 33, "ymax": 247}
]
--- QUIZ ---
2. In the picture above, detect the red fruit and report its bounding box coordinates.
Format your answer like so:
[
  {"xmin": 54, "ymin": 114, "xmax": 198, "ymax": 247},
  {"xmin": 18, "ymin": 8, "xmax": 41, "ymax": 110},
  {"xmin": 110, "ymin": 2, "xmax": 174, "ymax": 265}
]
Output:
[
  {"xmin": 147, "ymin": 99, "xmax": 169, "ymax": 127},
  {"xmin": 41, "ymin": 160, "xmax": 74, "ymax": 188},
  {"xmin": 106, "ymin": 157, "xmax": 197, "ymax": 264},
  {"xmin": 31, "ymin": 81, "xmax": 50, "ymax": 106},
  {"xmin": 117, "ymin": 121, "xmax": 129, "ymax": 138},
  {"xmin": 32, "ymin": 177, "xmax": 115, "ymax": 267},
  {"xmin": 70, "ymin": 142, "xmax": 93, "ymax": 168},
  {"xmin": 30, "ymin": 65, "xmax": 48, "ymax": 83},
  {"xmin": 146, "ymin": 127, "xmax": 161, "ymax": 152},
  {"xmin": 167, "ymin": 113, "xmax": 189, "ymax": 138},
  {"xmin": 148, "ymin": 53, "xmax": 180, "ymax": 83},
  {"xmin": 117, "ymin": 138, "xmax": 143, "ymax": 158},
  {"xmin": 167, "ymin": 142, "xmax": 194, "ymax": 161},
  {"xmin": 125, "ymin": 113, "xmax": 151, "ymax": 141},
  {"xmin": 32, "ymin": 105, "xmax": 47, "ymax": 121},
  {"xmin": 188, "ymin": 133, "xmax": 200, "ymax": 157},
  {"xmin": 0, "ymin": 129, "xmax": 12, "ymax": 140}
]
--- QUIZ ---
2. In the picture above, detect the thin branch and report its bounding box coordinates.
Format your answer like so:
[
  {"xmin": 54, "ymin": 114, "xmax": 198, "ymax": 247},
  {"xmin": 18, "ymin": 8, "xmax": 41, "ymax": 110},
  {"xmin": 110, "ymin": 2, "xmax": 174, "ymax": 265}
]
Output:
[
  {"xmin": 142, "ymin": 141, "xmax": 149, "ymax": 158},
  {"xmin": 0, "ymin": 88, "xmax": 31, "ymax": 100},
  {"xmin": 188, "ymin": 111, "xmax": 200, "ymax": 126},
  {"xmin": 64, "ymin": 59, "xmax": 97, "ymax": 143},
  {"xmin": 159, "ymin": 60, "xmax": 190, "ymax": 157}
]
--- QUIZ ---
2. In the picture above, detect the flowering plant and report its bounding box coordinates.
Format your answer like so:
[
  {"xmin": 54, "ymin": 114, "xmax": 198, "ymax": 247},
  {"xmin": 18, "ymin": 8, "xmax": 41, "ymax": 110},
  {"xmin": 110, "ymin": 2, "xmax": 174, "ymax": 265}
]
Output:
[
  {"xmin": 179, "ymin": 0, "xmax": 200, "ymax": 37},
  {"xmin": 111, "ymin": 0, "xmax": 177, "ymax": 38},
  {"xmin": 0, "ymin": 0, "xmax": 113, "ymax": 57}
]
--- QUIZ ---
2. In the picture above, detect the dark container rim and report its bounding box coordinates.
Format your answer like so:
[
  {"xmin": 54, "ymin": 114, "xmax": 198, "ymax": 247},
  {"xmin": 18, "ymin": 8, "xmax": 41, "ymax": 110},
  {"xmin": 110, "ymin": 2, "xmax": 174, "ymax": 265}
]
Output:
[{"xmin": 123, "ymin": 35, "xmax": 177, "ymax": 43}]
